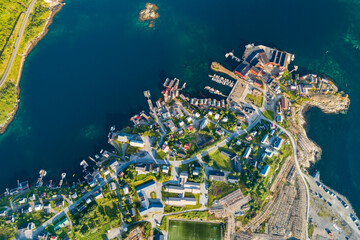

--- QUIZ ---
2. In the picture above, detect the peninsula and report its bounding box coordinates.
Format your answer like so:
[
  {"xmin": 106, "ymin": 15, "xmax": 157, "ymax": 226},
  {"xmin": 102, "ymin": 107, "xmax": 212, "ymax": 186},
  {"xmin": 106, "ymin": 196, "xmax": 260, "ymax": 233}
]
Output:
[
  {"xmin": 0, "ymin": 43, "xmax": 356, "ymax": 240},
  {"xmin": 0, "ymin": 0, "xmax": 63, "ymax": 134}
]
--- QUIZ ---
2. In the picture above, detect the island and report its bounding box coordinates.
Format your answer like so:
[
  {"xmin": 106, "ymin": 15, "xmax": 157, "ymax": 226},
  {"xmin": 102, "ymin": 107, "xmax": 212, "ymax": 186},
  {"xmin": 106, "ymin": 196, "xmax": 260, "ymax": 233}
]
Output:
[
  {"xmin": 0, "ymin": 43, "xmax": 357, "ymax": 240},
  {"xmin": 138, "ymin": 3, "xmax": 160, "ymax": 28}
]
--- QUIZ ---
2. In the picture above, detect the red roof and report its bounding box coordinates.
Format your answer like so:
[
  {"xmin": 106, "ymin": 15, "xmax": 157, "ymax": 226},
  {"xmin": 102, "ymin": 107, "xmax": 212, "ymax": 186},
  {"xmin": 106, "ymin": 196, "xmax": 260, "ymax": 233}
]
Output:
[{"xmin": 183, "ymin": 143, "xmax": 191, "ymax": 151}]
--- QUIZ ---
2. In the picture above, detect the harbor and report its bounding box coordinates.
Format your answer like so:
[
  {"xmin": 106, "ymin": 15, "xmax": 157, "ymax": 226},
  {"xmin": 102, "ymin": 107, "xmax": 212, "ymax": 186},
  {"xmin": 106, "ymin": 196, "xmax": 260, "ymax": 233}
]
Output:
[{"xmin": 209, "ymin": 74, "xmax": 235, "ymax": 87}]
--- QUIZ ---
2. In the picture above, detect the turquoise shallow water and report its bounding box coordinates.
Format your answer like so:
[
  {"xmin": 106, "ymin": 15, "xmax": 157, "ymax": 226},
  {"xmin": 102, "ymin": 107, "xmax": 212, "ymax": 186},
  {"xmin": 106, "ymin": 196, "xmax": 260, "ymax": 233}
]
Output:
[{"xmin": 0, "ymin": 0, "xmax": 359, "ymax": 214}]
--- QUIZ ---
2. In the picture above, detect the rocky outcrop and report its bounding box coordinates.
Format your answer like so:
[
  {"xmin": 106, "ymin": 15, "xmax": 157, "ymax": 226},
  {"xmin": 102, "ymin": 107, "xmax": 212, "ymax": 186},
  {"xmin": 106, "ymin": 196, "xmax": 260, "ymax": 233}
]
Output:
[
  {"xmin": 139, "ymin": 3, "xmax": 159, "ymax": 28},
  {"xmin": 294, "ymin": 93, "xmax": 350, "ymax": 167}
]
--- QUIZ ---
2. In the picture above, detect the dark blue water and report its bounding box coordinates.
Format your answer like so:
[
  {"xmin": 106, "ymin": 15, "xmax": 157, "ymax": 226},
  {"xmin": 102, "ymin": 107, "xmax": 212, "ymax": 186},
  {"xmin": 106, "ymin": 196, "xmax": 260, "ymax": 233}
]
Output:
[{"xmin": 0, "ymin": 0, "xmax": 359, "ymax": 214}]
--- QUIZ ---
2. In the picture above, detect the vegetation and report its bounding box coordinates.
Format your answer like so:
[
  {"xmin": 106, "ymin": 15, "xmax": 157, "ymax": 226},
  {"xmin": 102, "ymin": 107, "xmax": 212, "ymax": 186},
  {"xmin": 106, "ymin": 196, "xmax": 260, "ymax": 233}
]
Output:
[
  {"xmin": 0, "ymin": 0, "xmax": 52, "ymax": 125},
  {"xmin": 263, "ymin": 110, "xmax": 274, "ymax": 121},
  {"xmin": 203, "ymin": 149, "xmax": 232, "ymax": 172},
  {"xmin": 208, "ymin": 181, "xmax": 237, "ymax": 206},
  {"xmin": 70, "ymin": 188, "xmax": 121, "ymax": 240},
  {"xmin": 245, "ymin": 94, "xmax": 263, "ymax": 107}
]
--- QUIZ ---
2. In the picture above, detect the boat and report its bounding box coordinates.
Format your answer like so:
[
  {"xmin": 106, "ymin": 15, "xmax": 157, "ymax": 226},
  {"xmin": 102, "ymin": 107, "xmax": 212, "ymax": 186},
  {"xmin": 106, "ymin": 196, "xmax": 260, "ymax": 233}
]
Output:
[{"xmin": 61, "ymin": 173, "xmax": 66, "ymax": 179}]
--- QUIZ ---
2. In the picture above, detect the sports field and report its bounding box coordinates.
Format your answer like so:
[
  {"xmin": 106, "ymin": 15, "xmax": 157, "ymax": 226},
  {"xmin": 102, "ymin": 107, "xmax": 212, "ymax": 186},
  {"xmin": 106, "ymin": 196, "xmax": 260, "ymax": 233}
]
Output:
[{"xmin": 168, "ymin": 220, "xmax": 222, "ymax": 240}]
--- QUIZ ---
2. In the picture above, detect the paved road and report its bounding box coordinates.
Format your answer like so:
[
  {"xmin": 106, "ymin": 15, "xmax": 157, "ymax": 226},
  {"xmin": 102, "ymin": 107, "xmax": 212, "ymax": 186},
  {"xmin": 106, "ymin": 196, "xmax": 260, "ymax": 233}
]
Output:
[{"xmin": 0, "ymin": 0, "xmax": 37, "ymax": 89}]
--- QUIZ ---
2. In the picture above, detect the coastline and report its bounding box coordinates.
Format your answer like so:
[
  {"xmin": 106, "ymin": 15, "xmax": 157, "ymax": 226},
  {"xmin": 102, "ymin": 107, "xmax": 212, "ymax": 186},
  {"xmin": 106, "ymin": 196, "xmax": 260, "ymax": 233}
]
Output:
[
  {"xmin": 293, "ymin": 93, "xmax": 350, "ymax": 168},
  {"xmin": 0, "ymin": 1, "xmax": 63, "ymax": 134}
]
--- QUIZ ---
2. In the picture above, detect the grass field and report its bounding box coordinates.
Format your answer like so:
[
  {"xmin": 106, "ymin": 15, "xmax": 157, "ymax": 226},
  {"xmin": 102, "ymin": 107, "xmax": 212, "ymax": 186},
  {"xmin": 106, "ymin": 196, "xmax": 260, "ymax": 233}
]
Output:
[
  {"xmin": 208, "ymin": 150, "xmax": 232, "ymax": 171},
  {"xmin": 168, "ymin": 220, "xmax": 221, "ymax": 240},
  {"xmin": 245, "ymin": 93, "xmax": 263, "ymax": 107}
]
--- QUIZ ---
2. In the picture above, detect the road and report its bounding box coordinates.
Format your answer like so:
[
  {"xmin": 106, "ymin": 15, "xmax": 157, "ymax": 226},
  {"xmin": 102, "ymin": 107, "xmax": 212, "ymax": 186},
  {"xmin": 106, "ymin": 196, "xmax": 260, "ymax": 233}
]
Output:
[
  {"xmin": 260, "ymin": 115, "xmax": 310, "ymax": 240},
  {"xmin": 0, "ymin": 0, "xmax": 37, "ymax": 89}
]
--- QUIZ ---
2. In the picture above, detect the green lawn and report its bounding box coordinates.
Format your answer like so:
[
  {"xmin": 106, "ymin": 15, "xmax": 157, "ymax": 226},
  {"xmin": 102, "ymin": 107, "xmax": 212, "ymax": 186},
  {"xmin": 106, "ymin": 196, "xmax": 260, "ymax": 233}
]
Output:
[
  {"xmin": 208, "ymin": 181, "xmax": 237, "ymax": 206},
  {"xmin": 156, "ymin": 149, "xmax": 168, "ymax": 160},
  {"xmin": 245, "ymin": 94, "xmax": 263, "ymax": 107},
  {"xmin": 208, "ymin": 150, "xmax": 232, "ymax": 171},
  {"xmin": 262, "ymin": 110, "xmax": 274, "ymax": 121}
]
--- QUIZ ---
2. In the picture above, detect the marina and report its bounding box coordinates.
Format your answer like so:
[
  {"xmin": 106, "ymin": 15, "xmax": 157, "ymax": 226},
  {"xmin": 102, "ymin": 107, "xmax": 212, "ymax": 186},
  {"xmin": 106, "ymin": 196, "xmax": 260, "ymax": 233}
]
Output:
[
  {"xmin": 204, "ymin": 86, "xmax": 226, "ymax": 97},
  {"xmin": 209, "ymin": 74, "xmax": 235, "ymax": 88}
]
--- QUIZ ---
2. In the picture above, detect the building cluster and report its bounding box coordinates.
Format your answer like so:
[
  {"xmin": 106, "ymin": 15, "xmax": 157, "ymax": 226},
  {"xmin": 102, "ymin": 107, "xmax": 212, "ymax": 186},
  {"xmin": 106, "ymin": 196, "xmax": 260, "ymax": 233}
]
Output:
[
  {"xmin": 135, "ymin": 181, "xmax": 163, "ymax": 216},
  {"xmin": 234, "ymin": 44, "xmax": 295, "ymax": 86},
  {"xmin": 116, "ymin": 132, "xmax": 145, "ymax": 148},
  {"xmin": 164, "ymin": 171, "xmax": 200, "ymax": 206},
  {"xmin": 189, "ymin": 97, "xmax": 227, "ymax": 109}
]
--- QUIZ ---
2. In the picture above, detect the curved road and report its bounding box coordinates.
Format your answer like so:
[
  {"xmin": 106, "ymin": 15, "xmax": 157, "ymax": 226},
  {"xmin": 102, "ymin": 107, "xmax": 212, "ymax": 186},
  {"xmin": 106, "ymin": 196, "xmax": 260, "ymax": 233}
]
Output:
[
  {"xmin": 260, "ymin": 115, "xmax": 310, "ymax": 240},
  {"xmin": 0, "ymin": 0, "xmax": 37, "ymax": 88}
]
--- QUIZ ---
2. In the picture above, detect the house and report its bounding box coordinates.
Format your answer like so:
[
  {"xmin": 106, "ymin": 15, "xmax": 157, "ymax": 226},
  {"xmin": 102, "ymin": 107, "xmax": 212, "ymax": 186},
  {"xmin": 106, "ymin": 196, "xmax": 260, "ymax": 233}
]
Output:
[
  {"xmin": 19, "ymin": 198, "xmax": 27, "ymax": 204},
  {"xmin": 94, "ymin": 191, "xmax": 103, "ymax": 199},
  {"xmin": 130, "ymin": 208, "xmax": 136, "ymax": 217},
  {"xmin": 162, "ymin": 165, "xmax": 169, "ymax": 174},
  {"xmin": 123, "ymin": 185, "xmax": 130, "ymax": 195},
  {"xmin": 200, "ymin": 118, "xmax": 209, "ymax": 130},
  {"xmin": 177, "ymin": 152, "xmax": 187, "ymax": 159},
  {"xmin": 215, "ymin": 128, "xmax": 225, "ymax": 136},
  {"xmin": 214, "ymin": 113, "xmax": 220, "ymax": 120},
  {"xmin": 71, "ymin": 192, "xmax": 78, "ymax": 199},
  {"xmin": 162, "ymin": 144, "xmax": 170, "ymax": 153},
  {"xmin": 228, "ymin": 176, "xmax": 238, "ymax": 184},
  {"xmin": 243, "ymin": 147, "xmax": 252, "ymax": 159},
  {"xmin": 193, "ymin": 167, "xmax": 200, "ymax": 176},
  {"xmin": 245, "ymin": 135, "xmax": 252, "ymax": 141},
  {"xmin": 274, "ymin": 138, "xmax": 283, "ymax": 150},
  {"xmin": 117, "ymin": 133, "xmax": 130, "ymax": 143},
  {"xmin": 53, "ymin": 217, "xmax": 70, "ymax": 231},
  {"xmin": 109, "ymin": 182, "xmax": 117, "ymax": 191},
  {"xmin": 270, "ymin": 123, "xmax": 275, "ymax": 129},
  {"xmin": 260, "ymin": 165, "xmax": 270, "ymax": 177},
  {"xmin": 135, "ymin": 163, "xmax": 151, "ymax": 175},
  {"xmin": 269, "ymin": 129, "xmax": 275, "ymax": 136},
  {"xmin": 222, "ymin": 116, "xmax": 228, "ymax": 122},
  {"xmin": 208, "ymin": 171, "xmax": 226, "ymax": 182},
  {"xmin": 183, "ymin": 143, "xmax": 191, "ymax": 151},
  {"xmin": 186, "ymin": 116, "xmax": 193, "ymax": 123},
  {"xmin": 165, "ymin": 119, "xmax": 177, "ymax": 132},
  {"xmin": 194, "ymin": 112, "xmax": 201, "ymax": 118},
  {"xmin": 186, "ymin": 125, "xmax": 194, "ymax": 131},
  {"xmin": 86, "ymin": 198, "xmax": 92, "ymax": 204},
  {"xmin": 55, "ymin": 199, "xmax": 64, "ymax": 208},
  {"xmin": 34, "ymin": 203, "xmax": 43, "ymax": 211},
  {"xmin": 280, "ymin": 97, "xmax": 289, "ymax": 110},
  {"xmin": 109, "ymin": 160, "xmax": 120, "ymax": 172},
  {"xmin": 261, "ymin": 135, "xmax": 269, "ymax": 145},
  {"xmin": 21, "ymin": 206, "xmax": 32, "ymax": 214}
]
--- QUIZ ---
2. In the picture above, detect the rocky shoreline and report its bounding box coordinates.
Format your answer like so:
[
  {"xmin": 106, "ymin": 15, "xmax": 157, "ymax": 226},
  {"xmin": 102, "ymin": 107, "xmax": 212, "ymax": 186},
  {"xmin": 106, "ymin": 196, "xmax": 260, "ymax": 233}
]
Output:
[
  {"xmin": 294, "ymin": 93, "xmax": 350, "ymax": 168},
  {"xmin": 0, "ymin": 1, "xmax": 63, "ymax": 134}
]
